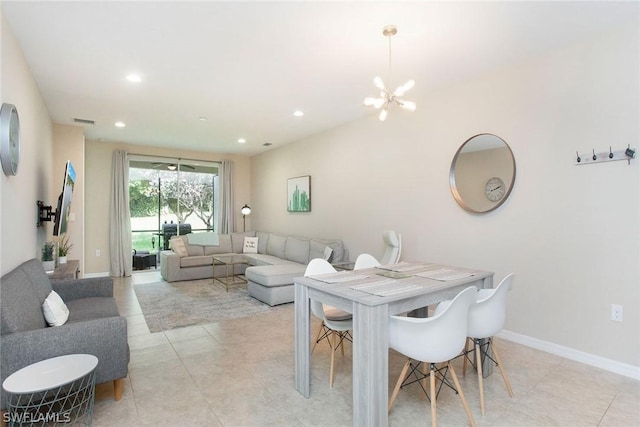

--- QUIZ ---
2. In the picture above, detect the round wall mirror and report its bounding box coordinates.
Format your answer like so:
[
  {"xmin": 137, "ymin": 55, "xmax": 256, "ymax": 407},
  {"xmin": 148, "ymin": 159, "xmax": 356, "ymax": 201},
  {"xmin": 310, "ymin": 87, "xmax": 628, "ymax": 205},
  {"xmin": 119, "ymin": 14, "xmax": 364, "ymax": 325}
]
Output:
[{"xmin": 449, "ymin": 133, "xmax": 516, "ymax": 213}]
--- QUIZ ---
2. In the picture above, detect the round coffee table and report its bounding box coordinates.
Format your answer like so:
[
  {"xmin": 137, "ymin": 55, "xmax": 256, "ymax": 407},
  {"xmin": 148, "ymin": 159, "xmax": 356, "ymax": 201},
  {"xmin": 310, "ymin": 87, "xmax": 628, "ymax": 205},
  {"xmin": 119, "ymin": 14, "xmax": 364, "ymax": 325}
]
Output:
[{"xmin": 2, "ymin": 354, "xmax": 98, "ymax": 426}]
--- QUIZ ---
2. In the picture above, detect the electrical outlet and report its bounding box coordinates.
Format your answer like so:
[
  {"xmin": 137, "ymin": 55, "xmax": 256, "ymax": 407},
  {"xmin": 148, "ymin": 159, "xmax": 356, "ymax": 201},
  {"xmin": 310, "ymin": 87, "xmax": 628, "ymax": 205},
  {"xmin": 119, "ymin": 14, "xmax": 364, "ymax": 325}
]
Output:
[
  {"xmin": 95, "ymin": 249, "xmax": 101, "ymax": 257},
  {"xmin": 611, "ymin": 304, "xmax": 623, "ymax": 322}
]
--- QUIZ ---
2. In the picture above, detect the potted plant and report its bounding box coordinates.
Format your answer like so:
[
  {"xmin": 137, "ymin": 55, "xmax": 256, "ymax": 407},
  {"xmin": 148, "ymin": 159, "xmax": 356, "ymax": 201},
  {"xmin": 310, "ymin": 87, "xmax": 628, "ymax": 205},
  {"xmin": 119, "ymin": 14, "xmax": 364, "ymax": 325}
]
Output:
[
  {"xmin": 58, "ymin": 234, "xmax": 73, "ymax": 265},
  {"xmin": 42, "ymin": 242, "xmax": 55, "ymax": 272}
]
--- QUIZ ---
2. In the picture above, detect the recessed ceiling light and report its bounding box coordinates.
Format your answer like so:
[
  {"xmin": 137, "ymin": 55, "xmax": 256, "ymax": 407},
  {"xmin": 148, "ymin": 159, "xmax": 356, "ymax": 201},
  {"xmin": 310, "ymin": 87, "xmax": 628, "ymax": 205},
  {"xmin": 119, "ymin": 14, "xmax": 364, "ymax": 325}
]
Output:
[
  {"xmin": 238, "ymin": 138, "xmax": 246, "ymax": 144},
  {"xmin": 114, "ymin": 121, "xmax": 126, "ymax": 128},
  {"xmin": 198, "ymin": 116, "xmax": 208, "ymax": 121},
  {"xmin": 126, "ymin": 73, "xmax": 142, "ymax": 83},
  {"xmin": 293, "ymin": 110, "xmax": 304, "ymax": 117}
]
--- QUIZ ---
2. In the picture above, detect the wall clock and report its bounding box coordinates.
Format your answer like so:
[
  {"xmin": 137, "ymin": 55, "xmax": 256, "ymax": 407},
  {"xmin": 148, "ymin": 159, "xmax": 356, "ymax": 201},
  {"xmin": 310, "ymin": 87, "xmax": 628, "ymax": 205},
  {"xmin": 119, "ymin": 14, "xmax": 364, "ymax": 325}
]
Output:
[
  {"xmin": 485, "ymin": 177, "xmax": 505, "ymax": 202},
  {"xmin": 0, "ymin": 103, "xmax": 21, "ymax": 176}
]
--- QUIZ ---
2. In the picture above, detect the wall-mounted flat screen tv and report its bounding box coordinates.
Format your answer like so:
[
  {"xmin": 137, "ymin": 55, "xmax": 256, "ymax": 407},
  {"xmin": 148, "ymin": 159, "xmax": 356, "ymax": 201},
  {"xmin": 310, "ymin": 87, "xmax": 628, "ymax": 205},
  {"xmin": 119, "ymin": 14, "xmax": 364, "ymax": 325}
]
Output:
[{"xmin": 53, "ymin": 160, "xmax": 76, "ymax": 236}]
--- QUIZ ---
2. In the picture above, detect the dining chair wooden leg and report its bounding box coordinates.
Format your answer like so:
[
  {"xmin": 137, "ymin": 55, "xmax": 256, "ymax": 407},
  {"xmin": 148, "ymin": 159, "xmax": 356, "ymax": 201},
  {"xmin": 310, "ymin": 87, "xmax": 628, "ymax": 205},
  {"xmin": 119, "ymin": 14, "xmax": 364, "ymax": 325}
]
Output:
[
  {"xmin": 389, "ymin": 359, "xmax": 411, "ymax": 413},
  {"xmin": 489, "ymin": 338, "xmax": 514, "ymax": 397},
  {"xmin": 448, "ymin": 363, "xmax": 477, "ymax": 427},
  {"xmin": 329, "ymin": 331, "xmax": 337, "ymax": 388},
  {"xmin": 430, "ymin": 363, "xmax": 438, "ymax": 427},
  {"xmin": 475, "ymin": 340, "xmax": 485, "ymax": 415},
  {"xmin": 462, "ymin": 337, "xmax": 471, "ymax": 375}
]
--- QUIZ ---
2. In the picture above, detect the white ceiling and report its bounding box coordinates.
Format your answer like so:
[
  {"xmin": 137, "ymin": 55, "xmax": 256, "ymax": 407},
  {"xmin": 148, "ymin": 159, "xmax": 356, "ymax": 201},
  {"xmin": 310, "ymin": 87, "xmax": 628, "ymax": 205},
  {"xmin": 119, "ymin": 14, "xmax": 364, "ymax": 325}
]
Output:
[{"xmin": 2, "ymin": 1, "xmax": 636, "ymax": 156}]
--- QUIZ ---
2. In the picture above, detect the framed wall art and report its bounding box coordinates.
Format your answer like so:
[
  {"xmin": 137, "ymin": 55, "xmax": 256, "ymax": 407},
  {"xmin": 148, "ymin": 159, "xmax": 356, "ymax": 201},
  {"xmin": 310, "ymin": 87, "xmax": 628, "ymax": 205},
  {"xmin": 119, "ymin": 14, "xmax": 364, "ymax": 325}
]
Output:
[{"xmin": 287, "ymin": 175, "xmax": 311, "ymax": 212}]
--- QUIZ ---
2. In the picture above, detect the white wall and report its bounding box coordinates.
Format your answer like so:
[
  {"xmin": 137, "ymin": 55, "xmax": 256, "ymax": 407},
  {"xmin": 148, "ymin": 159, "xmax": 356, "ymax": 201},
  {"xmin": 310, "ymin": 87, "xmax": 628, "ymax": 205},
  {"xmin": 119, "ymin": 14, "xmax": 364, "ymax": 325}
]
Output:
[
  {"xmin": 1, "ymin": 12, "xmax": 54, "ymax": 274},
  {"xmin": 251, "ymin": 24, "xmax": 639, "ymax": 368}
]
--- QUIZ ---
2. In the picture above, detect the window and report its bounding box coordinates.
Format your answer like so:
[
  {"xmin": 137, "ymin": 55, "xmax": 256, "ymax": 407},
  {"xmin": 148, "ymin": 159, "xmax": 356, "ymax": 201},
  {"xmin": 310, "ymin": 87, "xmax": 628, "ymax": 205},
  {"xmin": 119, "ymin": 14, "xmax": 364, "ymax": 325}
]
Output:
[{"xmin": 128, "ymin": 157, "xmax": 219, "ymax": 253}]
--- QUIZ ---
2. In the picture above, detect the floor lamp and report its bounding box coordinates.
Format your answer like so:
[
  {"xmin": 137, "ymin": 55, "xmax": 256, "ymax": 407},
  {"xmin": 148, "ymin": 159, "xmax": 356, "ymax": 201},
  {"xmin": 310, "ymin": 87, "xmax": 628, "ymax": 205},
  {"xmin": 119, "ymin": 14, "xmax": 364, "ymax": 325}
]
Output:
[{"xmin": 241, "ymin": 204, "xmax": 251, "ymax": 232}]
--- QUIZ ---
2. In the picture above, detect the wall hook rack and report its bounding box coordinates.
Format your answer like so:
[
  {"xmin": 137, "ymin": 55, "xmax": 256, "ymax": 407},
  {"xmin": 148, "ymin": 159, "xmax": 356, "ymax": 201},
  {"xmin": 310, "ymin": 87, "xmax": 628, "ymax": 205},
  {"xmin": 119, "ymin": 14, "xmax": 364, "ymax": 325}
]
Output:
[{"xmin": 575, "ymin": 145, "xmax": 635, "ymax": 165}]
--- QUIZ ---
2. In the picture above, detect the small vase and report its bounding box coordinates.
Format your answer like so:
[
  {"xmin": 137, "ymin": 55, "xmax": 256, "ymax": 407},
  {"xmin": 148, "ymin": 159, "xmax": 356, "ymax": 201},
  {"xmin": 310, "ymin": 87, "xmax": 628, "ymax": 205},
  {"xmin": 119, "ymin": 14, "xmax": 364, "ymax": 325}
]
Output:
[
  {"xmin": 58, "ymin": 256, "xmax": 68, "ymax": 265},
  {"xmin": 43, "ymin": 260, "xmax": 55, "ymax": 273}
]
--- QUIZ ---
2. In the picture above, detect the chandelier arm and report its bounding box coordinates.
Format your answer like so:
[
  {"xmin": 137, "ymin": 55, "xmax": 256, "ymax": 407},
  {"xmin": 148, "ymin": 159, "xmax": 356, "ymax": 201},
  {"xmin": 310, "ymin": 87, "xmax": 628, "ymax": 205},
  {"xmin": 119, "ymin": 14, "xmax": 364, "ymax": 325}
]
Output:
[{"xmin": 387, "ymin": 32, "xmax": 392, "ymax": 89}]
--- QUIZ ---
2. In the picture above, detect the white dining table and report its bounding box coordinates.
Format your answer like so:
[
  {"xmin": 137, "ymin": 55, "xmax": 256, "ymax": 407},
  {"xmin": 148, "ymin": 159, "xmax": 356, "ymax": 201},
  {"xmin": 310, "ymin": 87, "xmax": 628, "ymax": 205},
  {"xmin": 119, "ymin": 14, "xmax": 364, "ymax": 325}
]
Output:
[{"xmin": 294, "ymin": 262, "xmax": 494, "ymax": 427}]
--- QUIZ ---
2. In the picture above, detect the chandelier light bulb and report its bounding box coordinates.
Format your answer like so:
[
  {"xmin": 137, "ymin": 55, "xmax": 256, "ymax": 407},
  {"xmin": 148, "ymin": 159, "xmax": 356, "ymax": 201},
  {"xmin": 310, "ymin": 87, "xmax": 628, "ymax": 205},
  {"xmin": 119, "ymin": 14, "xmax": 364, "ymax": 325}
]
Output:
[
  {"xmin": 399, "ymin": 100, "xmax": 416, "ymax": 111},
  {"xmin": 394, "ymin": 79, "xmax": 415, "ymax": 96},
  {"xmin": 373, "ymin": 98, "xmax": 386, "ymax": 109},
  {"xmin": 374, "ymin": 76, "xmax": 385, "ymax": 90},
  {"xmin": 402, "ymin": 79, "xmax": 415, "ymax": 92},
  {"xmin": 363, "ymin": 97, "xmax": 377, "ymax": 107},
  {"xmin": 379, "ymin": 108, "xmax": 388, "ymax": 121}
]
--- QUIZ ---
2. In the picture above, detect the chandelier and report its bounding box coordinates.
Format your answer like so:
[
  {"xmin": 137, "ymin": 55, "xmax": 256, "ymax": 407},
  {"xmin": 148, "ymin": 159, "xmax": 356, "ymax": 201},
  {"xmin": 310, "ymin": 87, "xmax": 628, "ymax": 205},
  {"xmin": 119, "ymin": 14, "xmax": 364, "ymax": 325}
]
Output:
[{"xmin": 363, "ymin": 25, "xmax": 416, "ymax": 121}]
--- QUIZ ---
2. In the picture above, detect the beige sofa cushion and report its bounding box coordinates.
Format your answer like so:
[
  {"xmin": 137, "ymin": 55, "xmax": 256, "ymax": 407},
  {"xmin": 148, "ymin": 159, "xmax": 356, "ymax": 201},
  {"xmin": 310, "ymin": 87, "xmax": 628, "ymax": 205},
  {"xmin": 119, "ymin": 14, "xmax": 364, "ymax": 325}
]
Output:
[
  {"xmin": 256, "ymin": 231, "xmax": 269, "ymax": 254},
  {"xmin": 180, "ymin": 256, "xmax": 213, "ymax": 268},
  {"xmin": 285, "ymin": 236, "xmax": 310, "ymax": 264},
  {"xmin": 186, "ymin": 243, "xmax": 204, "ymax": 256},
  {"xmin": 203, "ymin": 234, "xmax": 233, "ymax": 254},
  {"xmin": 310, "ymin": 239, "xmax": 345, "ymax": 262},
  {"xmin": 266, "ymin": 234, "xmax": 287, "ymax": 259}
]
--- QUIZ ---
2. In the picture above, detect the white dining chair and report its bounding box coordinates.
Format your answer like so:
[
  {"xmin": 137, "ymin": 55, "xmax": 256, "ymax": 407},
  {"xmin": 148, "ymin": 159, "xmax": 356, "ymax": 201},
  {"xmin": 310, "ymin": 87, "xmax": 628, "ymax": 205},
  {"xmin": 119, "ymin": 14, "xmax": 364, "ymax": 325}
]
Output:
[
  {"xmin": 354, "ymin": 253, "xmax": 381, "ymax": 270},
  {"xmin": 380, "ymin": 230, "xmax": 401, "ymax": 265},
  {"xmin": 305, "ymin": 258, "xmax": 353, "ymax": 387},
  {"xmin": 388, "ymin": 286, "xmax": 478, "ymax": 427},
  {"xmin": 435, "ymin": 273, "xmax": 515, "ymax": 415}
]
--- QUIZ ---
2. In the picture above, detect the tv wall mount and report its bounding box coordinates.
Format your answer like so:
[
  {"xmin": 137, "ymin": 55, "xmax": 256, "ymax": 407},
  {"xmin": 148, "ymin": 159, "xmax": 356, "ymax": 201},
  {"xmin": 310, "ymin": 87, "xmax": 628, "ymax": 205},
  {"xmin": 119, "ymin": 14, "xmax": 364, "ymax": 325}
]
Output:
[{"xmin": 37, "ymin": 200, "xmax": 58, "ymax": 227}]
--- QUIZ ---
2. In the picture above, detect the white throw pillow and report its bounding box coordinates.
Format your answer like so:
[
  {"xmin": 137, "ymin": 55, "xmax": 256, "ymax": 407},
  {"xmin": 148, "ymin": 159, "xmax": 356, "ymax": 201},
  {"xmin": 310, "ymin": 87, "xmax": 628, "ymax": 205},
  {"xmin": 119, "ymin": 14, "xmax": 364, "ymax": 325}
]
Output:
[
  {"xmin": 243, "ymin": 237, "xmax": 259, "ymax": 254},
  {"xmin": 323, "ymin": 246, "xmax": 333, "ymax": 261},
  {"xmin": 170, "ymin": 237, "xmax": 188, "ymax": 257},
  {"xmin": 42, "ymin": 290, "xmax": 69, "ymax": 327}
]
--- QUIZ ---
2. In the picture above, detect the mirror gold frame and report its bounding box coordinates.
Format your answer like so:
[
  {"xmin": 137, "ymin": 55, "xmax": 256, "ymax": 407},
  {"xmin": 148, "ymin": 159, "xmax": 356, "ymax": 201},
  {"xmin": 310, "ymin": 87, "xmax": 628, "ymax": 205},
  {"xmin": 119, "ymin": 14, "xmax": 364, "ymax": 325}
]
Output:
[{"xmin": 449, "ymin": 133, "xmax": 516, "ymax": 213}]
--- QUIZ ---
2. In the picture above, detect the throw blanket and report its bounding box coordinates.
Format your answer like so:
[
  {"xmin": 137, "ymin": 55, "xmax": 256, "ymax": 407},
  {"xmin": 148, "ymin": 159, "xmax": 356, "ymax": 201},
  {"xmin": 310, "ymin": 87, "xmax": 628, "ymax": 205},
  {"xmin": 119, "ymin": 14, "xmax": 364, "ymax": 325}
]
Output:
[{"xmin": 187, "ymin": 232, "xmax": 219, "ymax": 246}]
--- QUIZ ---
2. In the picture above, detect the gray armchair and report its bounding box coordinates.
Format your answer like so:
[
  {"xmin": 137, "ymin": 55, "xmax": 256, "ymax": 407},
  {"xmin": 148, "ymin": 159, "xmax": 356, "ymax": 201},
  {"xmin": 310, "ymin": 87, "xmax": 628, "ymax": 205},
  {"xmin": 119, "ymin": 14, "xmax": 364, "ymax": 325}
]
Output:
[{"xmin": 0, "ymin": 259, "xmax": 129, "ymax": 409}]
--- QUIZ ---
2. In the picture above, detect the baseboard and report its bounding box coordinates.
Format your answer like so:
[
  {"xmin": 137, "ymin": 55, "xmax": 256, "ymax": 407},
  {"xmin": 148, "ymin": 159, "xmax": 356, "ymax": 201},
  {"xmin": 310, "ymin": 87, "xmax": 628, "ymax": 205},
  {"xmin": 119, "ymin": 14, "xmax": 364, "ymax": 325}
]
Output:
[
  {"xmin": 83, "ymin": 272, "xmax": 110, "ymax": 278},
  {"xmin": 497, "ymin": 329, "xmax": 640, "ymax": 381}
]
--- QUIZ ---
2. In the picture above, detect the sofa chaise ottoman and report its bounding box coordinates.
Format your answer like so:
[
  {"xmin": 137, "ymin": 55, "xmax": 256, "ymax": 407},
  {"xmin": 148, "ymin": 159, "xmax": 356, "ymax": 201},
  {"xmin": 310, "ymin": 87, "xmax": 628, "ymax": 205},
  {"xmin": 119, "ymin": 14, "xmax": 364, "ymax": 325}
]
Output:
[{"xmin": 243, "ymin": 232, "xmax": 348, "ymax": 306}]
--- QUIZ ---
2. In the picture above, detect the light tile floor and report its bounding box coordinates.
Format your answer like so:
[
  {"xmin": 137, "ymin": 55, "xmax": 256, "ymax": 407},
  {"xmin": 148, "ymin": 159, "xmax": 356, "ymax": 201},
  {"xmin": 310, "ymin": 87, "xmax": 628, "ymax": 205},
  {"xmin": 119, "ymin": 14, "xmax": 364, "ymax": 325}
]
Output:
[{"xmin": 93, "ymin": 270, "xmax": 640, "ymax": 426}]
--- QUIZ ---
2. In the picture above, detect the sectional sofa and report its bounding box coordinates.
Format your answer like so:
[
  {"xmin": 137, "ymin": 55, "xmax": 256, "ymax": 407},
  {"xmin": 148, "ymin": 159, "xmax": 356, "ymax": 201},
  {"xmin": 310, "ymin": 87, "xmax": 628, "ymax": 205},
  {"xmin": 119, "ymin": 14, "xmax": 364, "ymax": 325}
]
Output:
[{"xmin": 159, "ymin": 231, "xmax": 347, "ymax": 306}]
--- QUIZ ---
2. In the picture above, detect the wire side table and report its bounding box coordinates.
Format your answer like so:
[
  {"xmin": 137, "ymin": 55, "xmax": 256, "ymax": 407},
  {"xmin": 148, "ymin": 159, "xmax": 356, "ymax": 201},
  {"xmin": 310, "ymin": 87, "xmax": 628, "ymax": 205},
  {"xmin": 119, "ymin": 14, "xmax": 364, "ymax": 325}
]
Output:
[{"xmin": 2, "ymin": 354, "xmax": 98, "ymax": 426}]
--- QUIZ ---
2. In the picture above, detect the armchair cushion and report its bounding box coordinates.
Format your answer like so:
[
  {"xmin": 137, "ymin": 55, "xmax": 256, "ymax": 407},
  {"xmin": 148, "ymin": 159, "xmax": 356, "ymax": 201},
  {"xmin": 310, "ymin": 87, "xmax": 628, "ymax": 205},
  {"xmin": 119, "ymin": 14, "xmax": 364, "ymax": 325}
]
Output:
[
  {"xmin": 66, "ymin": 297, "xmax": 120, "ymax": 323},
  {"xmin": 52, "ymin": 277, "xmax": 114, "ymax": 300},
  {"xmin": 1, "ymin": 269, "xmax": 47, "ymax": 334}
]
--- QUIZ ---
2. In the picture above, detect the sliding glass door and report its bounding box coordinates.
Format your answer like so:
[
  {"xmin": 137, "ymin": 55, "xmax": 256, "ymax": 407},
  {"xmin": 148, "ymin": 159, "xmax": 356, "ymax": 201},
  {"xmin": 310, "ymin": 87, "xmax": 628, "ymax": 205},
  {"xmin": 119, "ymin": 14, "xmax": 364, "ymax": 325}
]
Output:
[{"xmin": 129, "ymin": 157, "xmax": 219, "ymax": 254}]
